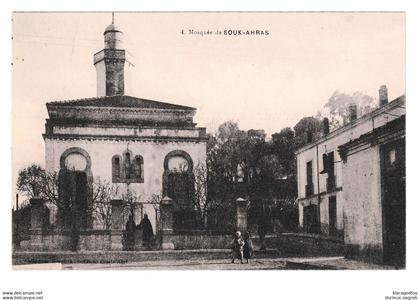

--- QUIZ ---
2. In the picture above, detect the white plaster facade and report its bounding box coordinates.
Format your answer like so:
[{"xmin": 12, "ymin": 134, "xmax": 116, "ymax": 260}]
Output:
[
  {"xmin": 43, "ymin": 21, "xmax": 208, "ymax": 233},
  {"xmin": 338, "ymin": 110, "xmax": 405, "ymax": 264},
  {"xmin": 340, "ymin": 146, "xmax": 383, "ymax": 249},
  {"xmin": 295, "ymin": 94, "xmax": 405, "ymax": 239},
  {"xmin": 45, "ymin": 136, "xmax": 206, "ymax": 231}
]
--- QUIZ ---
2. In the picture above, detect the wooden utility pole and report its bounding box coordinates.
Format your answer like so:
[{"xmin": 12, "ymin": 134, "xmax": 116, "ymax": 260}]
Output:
[{"xmin": 15, "ymin": 193, "xmax": 20, "ymax": 249}]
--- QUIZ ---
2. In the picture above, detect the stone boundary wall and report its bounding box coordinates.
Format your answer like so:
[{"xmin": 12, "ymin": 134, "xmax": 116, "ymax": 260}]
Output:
[
  {"xmin": 21, "ymin": 230, "xmax": 346, "ymax": 255},
  {"xmin": 22, "ymin": 229, "xmax": 114, "ymax": 252},
  {"xmin": 261, "ymin": 233, "xmax": 345, "ymax": 257},
  {"xmin": 163, "ymin": 232, "xmax": 233, "ymax": 250},
  {"xmin": 24, "ymin": 195, "xmax": 345, "ymax": 256}
]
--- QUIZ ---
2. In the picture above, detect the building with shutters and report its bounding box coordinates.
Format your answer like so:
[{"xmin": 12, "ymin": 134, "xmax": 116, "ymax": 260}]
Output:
[{"xmin": 295, "ymin": 86, "xmax": 405, "ymax": 266}]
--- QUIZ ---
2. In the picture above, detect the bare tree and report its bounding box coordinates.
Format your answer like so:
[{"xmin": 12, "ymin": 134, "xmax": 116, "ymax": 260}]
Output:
[
  {"xmin": 41, "ymin": 171, "xmax": 59, "ymax": 204},
  {"xmin": 121, "ymin": 184, "xmax": 142, "ymax": 224},
  {"xmin": 149, "ymin": 193, "xmax": 162, "ymax": 232},
  {"xmin": 192, "ymin": 162, "xmax": 209, "ymax": 225},
  {"xmin": 16, "ymin": 164, "xmax": 128, "ymax": 230},
  {"xmin": 92, "ymin": 179, "xmax": 119, "ymax": 230},
  {"xmin": 42, "ymin": 172, "xmax": 119, "ymax": 230}
]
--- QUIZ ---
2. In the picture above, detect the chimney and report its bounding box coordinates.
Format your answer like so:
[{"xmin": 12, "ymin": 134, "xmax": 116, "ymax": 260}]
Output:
[
  {"xmin": 379, "ymin": 85, "xmax": 388, "ymax": 106},
  {"xmin": 323, "ymin": 117, "xmax": 330, "ymax": 135},
  {"xmin": 349, "ymin": 104, "xmax": 357, "ymax": 122}
]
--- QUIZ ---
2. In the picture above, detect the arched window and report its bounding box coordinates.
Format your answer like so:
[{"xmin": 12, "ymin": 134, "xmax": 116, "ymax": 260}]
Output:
[
  {"xmin": 162, "ymin": 150, "xmax": 195, "ymax": 230},
  {"xmin": 133, "ymin": 155, "xmax": 144, "ymax": 183},
  {"xmin": 112, "ymin": 155, "xmax": 122, "ymax": 182},
  {"xmin": 162, "ymin": 150, "xmax": 194, "ymax": 208},
  {"xmin": 112, "ymin": 151, "xmax": 143, "ymax": 183},
  {"xmin": 59, "ymin": 147, "xmax": 93, "ymax": 229}
]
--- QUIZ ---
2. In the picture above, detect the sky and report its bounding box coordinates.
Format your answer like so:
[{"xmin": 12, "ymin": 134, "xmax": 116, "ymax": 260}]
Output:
[{"xmin": 11, "ymin": 12, "xmax": 405, "ymax": 196}]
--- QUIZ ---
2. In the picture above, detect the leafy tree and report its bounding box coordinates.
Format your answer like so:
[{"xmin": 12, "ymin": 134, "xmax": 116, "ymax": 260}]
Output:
[
  {"xmin": 206, "ymin": 122, "xmax": 271, "ymax": 230},
  {"xmin": 214, "ymin": 121, "xmax": 248, "ymax": 184},
  {"xmin": 16, "ymin": 164, "xmax": 45, "ymax": 199},
  {"xmin": 317, "ymin": 90, "xmax": 377, "ymax": 130},
  {"xmin": 271, "ymin": 127, "xmax": 296, "ymax": 177},
  {"xmin": 207, "ymin": 121, "xmax": 246, "ymax": 202},
  {"xmin": 293, "ymin": 116, "xmax": 324, "ymax": 148},
  {"xmin": 241, "ymin": 129, "xmax": 267, "ymax": 184}
]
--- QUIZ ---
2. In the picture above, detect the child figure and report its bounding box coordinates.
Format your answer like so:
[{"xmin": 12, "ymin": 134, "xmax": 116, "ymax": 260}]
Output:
[
  {"xmin": 231, "ymin": 231, "xmax": 245, "ymax": 264},
  {"xmin": 243, "ymin": 231, "xmax": 254, "ymax": 263}
]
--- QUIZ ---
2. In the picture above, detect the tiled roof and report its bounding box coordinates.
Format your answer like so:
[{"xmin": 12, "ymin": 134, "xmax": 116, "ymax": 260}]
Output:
[{"xmin": 47, "ymin": 95, "xmax": 196, "ymax": 111}]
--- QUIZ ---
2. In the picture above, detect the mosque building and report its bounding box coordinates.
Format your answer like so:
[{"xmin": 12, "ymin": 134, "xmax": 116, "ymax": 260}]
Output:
[{"xmin": 43, "ymin": 19, "xmax": 207, "ymax": 233}]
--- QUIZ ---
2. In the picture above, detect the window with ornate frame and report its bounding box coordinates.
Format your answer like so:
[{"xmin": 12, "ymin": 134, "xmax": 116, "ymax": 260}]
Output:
[{"xmin": 112, "ymin": 151, "xmax": 144, "ymax": 183}]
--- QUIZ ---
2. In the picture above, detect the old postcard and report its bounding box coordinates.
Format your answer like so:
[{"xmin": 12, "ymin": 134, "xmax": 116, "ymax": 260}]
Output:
[{"xmin": 4, "ymin": 9, "xmax": 418, "ymax": 300}]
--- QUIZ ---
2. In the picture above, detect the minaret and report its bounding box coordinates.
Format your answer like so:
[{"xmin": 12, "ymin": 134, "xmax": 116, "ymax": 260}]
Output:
[{"xmin": 93, "ymin": 14, "xmax": 134, "ymax": 97}]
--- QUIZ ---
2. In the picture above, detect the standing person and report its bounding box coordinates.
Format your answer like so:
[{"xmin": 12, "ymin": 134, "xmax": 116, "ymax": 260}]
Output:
[
  {"xmin": 125, "ymin": 214, "xmax": 136, "ymax": 251},
  {"xmin": 243, "ymin": 231, "xmax": 254, "ymax": 263},
  {"xmin": 138, "ymin": 214, "xmax": 154, "ymax": 249},
  {"xmin": 231, "ymin": 231, "xmax": 244, "ymax": 264}
]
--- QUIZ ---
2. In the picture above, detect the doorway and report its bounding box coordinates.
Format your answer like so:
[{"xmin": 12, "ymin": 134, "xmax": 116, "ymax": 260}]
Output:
[
  {"xmin": 303, "ymin": 204, "xmax": 319, "ymax": 234},
  {"xmin": 59, "ymin": 170, "xmax": 89, "ymax": 229},
  {"xmin": 168, "ymin": 172, "xmax": 195, "ymax": 230},
  {"xmin": 381, "ymin": 140, "xmax": 405, "ymax": 267},
  {"xmin": 328, "ymin": 196, "xmax": 337, "ymax": 236}
]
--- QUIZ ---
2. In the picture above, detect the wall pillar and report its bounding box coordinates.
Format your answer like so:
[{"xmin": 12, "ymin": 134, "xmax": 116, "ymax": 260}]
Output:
[
  {"xmin": 133, "ymin": 202, "xmax": 143, "ymax": 225},
  {"xmin": 29, "ymin": 197, "xmax": 46, "ymax": 251},
  {"xmin": 236, "ymin": 197, "xmax": 248, "ymax": 233},
  {"xmin": 110, "ymin": 199, "xmax": 124, "ymax": 250},
  {"xmin": 160, "ymin": 196, "xmax": 174, "ymax": 250}
]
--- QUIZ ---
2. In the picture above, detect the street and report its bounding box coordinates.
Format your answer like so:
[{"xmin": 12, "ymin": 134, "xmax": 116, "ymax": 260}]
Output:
[
  {"xmin": 62, "ymin": 258, "xmax": 288, "ymax": 270},
  {"xmin": 13, "ymin": 255, "xmax": 396, "ymax": 270}
]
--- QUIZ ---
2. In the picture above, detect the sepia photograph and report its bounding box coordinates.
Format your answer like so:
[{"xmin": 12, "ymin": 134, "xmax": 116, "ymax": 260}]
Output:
[{"xmin": 10, "ymin": 11, "xmax": 406, "ymax": 273}]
